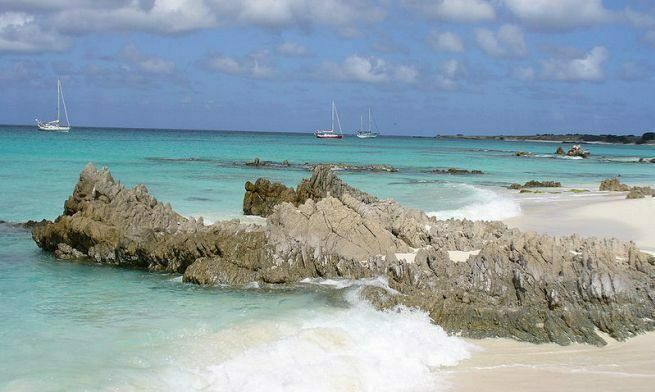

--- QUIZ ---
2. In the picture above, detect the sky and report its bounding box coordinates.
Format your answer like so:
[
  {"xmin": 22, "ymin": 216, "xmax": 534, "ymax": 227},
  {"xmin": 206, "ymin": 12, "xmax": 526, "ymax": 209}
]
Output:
[{"xmin": 1, "ymin": 0, "xmax": 654, "ymax": 136}]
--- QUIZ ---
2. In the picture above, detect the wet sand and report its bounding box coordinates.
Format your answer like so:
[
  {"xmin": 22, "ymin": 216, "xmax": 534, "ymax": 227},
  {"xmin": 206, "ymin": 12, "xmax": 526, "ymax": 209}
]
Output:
[{"xmin": 448, "ymin": 333, "xmax": 655, "ymax": 391}]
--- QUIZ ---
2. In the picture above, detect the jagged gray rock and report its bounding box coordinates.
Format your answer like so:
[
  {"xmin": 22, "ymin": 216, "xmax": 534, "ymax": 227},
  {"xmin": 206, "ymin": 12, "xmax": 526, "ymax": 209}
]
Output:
[{"xmin": 32, "ymin": 163, "xmax": 655, "ymax": 346}]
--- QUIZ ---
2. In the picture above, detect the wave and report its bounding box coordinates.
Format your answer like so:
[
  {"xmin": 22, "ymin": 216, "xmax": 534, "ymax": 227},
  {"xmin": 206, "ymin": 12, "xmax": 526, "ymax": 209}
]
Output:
[
  {"xmin": 108, "ymin": 287, "xmax": 474, "ymax": 391},
  {"xmin": 428, "ymin": 184, "xmax": 521, "ymax": 221}
]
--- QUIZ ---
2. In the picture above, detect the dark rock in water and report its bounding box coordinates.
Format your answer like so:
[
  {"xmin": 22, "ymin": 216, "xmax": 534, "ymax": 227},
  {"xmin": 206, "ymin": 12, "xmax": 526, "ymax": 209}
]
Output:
[
  {"xmin": 566, "ymin": 145, "xmax": 590, "ymax": 158},
  {"xmin": 243, "ymin": 164, "xmax": 379, "ymax": 217},
  {"xmin": 243, "ymin": 178, "xmax": 298, "ymax": 217},
  {"xmin": 556, "ymin": 146, "xmax": 565, "ymax": 155},
  {"xmin": 245, "ymin": 157, "xmax": 267, "ymax": 167},
  {"xmin": 509, "ymin": 180, "xmax": 561, "ymax": 190},
  {"xmin": 431, "ymin": 168, "xmax": 484, "ymax": 175},
  {"xmin": 312, "ymin": 163, "xmax": 398, "ymax": 172},
  {"xmin": 515, "ymin": 151, "xmax": 532, "ymax": 157},
  {"xmin": 599, "ymin": 177, "xmax": 631, "ymax": 192},
  {"xmin": 32, "ymin": 163, "xmax": 655, "ymax": 346}
]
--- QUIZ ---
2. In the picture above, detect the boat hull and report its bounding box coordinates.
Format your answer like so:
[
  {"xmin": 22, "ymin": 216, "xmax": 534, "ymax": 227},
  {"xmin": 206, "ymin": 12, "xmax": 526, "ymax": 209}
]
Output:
[
  {"xmin": 315, "ymin": 134, "xmax": 343, "ymax": 139},
  {"xmin": 356, "ymin": 133, "xmax": 378, "ymax": 139},
  {"xmin": 37, "ymin": 124, "xmax": 70, "ymax": 132}
]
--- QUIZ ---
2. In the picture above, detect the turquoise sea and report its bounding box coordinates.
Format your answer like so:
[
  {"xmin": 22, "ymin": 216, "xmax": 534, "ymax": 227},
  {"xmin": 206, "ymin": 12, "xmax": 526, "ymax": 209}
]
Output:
[{"xmin": 1, "ymin": 125, "xmax": 654, "ymax": 391}]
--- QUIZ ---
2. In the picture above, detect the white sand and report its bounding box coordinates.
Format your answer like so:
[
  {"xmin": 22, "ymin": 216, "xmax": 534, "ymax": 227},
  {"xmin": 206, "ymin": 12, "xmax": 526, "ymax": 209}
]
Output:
[
  {"xmin": 448, "ymin": 250, "xmax": 480, "ymax": 263},
  {"xmin": 448, "ymin": 333, "xmax": 655, "ymax": 392},
  {"xmin": 505, "ymin": 192, "xmax": 655, "ymax": 252}
]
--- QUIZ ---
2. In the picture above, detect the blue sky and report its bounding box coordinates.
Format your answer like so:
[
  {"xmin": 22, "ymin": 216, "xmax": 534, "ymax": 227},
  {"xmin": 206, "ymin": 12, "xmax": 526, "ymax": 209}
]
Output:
[{"xmin": 1, "ymin": 0, "xmax": 654, "ymax": 136}]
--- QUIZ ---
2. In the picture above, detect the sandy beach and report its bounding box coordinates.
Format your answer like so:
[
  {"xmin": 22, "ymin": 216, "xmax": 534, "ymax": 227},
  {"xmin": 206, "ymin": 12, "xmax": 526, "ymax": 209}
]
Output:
[
  {"xmin": 446, "ymin": 190, "xmax": 655, "ymax": 391},
  {"xmin": 448, "ymin": 332, "xmax": 655, "ymax": 391},
  {"xmin": 505, "ymin": 191, "xmax": 655, "ymax": 252}
]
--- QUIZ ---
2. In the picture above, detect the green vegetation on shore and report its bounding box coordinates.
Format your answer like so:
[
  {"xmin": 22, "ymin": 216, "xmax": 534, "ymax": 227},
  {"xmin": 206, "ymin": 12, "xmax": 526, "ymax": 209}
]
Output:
[{"xmin": 437, "ymin": 132, "xmax": 655, "ymax": 145}]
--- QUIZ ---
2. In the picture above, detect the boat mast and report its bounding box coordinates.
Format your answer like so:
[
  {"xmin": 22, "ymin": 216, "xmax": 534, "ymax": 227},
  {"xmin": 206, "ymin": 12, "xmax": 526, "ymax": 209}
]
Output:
[
  {"xmin": 368, "ymin": 108, "xmax": 372, "ymax": 133},
  {"xmin": 60, "ymin": 80, "xmax": 70, "ymax": 127},
  {"xmin": 57, "ymin": 79, "xmax": 61, "ymax": 123},
  {"xmin": 331, "ymin": 101, "xmax": 335, "ymax": 133}
]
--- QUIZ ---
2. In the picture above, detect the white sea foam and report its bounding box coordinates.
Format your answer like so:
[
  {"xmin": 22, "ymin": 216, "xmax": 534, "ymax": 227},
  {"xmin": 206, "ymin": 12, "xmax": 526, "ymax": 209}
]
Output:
[
  {"xmin": 116, "ymin": 290, "xmax": 475, "ymax": 392},
  {"xmin": 428, "ymin": 184, "xmax": 521, "ymax": 221}
]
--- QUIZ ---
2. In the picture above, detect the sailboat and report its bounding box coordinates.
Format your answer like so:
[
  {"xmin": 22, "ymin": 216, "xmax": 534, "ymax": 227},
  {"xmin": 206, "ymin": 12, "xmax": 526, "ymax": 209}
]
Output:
[
  {"xmin": 356, "ymin": 108, "xmax": 379, "ymax": 139},
  {"xmin": 315, "ymin": 101, "xmax": 343, "ymax": 139},
  {"xmin": 36, "ymin": 79, "xmax": 71, "ymax": 132}
]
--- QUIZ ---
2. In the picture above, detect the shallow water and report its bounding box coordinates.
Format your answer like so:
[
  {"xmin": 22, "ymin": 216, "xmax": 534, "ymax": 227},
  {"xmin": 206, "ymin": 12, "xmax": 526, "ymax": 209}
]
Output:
[{"xmin": 1, "ymin": 126, "xmax": 654, "ymax": 390}]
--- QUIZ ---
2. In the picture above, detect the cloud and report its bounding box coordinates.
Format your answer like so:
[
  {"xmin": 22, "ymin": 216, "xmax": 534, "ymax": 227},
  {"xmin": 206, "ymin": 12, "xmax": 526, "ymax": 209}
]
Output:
[
  {"xmin": 514, "ymin": 66, "xmax": 535, "ymax": 81},
  {"xmin": 276, "ymin": 41, "xmax": 310, "ymax": 57},
  {"xmin": 541, "ymin": 46, "xmax": 609, "ymax": 82},
  {"xmin": 426, "ymin": 31, "xmax": 464, "ymax": 53},
  {"xmin": 1, "ymin": 0, "xmax": 384, "ymax": 37},
  {"xmin": 622, "ymin": 8, "xmax": 655, "ymax": 29},
  {"xmin": 0, "ymin": 11, "xmax": 68, "ymax": 52},
  {"xmin": 436, "ymin": 59, "xmax": 463, "ymax": 90},
  {"xmin": 321, "ymin": 54, "xmax": 418, "ymax": 84},
  {"xmin": 475, "ymin": 24, "xmax": 527, "ymax": 57},
  {"xmin": 121, "ymin": 44, "xmax": 175, "ymax": 74},
  {"xmin": 644, "ymin": 30, "xmax": 655, "ymax": 47},
  {"xmin": 403, "ymin": 0, "xmax": 495, "ymax": 23},
  {"xmin": 203, "ymin": 51, "xmax": 274, "ymax": 79},
  {"xmin": 502, "ymin": 0, "xmax": 612, "ymax": 31},
  {"xmin": 620, "ymin": 61, "xmax": 652, "ymax": 81}
]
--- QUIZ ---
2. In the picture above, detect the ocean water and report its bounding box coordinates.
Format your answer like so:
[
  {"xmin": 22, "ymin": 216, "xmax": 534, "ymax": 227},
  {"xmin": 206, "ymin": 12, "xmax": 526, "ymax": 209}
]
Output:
[{"xmin": 1, "ymin": 125, "xmax": 654, "ymax": 390}]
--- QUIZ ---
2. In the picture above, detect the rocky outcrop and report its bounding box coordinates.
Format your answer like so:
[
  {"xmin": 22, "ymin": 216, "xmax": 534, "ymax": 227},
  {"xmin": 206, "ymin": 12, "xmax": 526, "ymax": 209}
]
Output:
[
  {"xmin": 556, "ymin": 146, "xmax": 565, "ymax": 155},
  {"xmin": 627, "ymin": 186, "xmax": 655, "ymax": 199},
  {"xmin": 32, "ymin": 163, "xmax": 655, "ymax": 346},
  {"xmin": 243, "ymin": 165, "xmax": 378, "ymax": 217},
  {"xmin": 599, "ymin": 177, "xmax": 631, "ymax": 192},
  {"xmin": 599, "ymin": 177, "xmax": 654, "ymax": 199},
  {"xmin": 509, "ymin": 180, "xmax": 561, "ymax": 190}
]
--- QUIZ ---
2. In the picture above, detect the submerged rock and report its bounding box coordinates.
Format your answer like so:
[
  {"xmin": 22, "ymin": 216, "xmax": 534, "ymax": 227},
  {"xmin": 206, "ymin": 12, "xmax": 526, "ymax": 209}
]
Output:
[
  {"xmin": 509, "ymin": 180, "xmax": 562, "ymax": 190},
  {"xmin": 431, "ymin": 168, "xmax": 484, "ymax": 175},
  {"xmin": 32, "ymin": 163, "xmax": 655, "ymax": 345}
]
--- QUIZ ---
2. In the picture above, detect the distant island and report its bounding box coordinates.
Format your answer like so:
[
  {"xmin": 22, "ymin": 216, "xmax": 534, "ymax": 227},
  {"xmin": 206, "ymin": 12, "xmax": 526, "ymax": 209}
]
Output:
[{"xmin": 437, "ymin": 132, "xmax": 655, "ymax": 145}]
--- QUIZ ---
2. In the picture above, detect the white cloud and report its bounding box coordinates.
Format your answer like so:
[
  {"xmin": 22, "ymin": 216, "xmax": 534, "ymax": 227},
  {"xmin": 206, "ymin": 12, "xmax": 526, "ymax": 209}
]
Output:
[
  {"xmin": 121, "ymin": 44, "xmax": 175, "ymax": 74},
  {"xmin": 502, "ymin": 0, "xmax": 611, "ymax": 30},
  {"xmin": 427, "ymin": 31, "xmax": 464, "ymax": 53},
  {"xmin": 436, "ymin": 59, "xmax": 461, "ymax": 90},
  {"xmin": 403, "ymin": 0, "xmax": 495, "ymax": 22},
  {"xmin": 1, "ymin": 0, "xmax": 383, "ymax": 36},
  {"xmin": 541, "ymin": 46, "xmax": 609, "ymax": 82},
  {"xmin": 276, "ymin": 41, "xmax": 310, "ymax": 57},
  {"xmin": 622, "ymin": 8, "xmax": 655, "ymax": 29},
  {"xmin": 322, "ymin": 54, "xmax": 418, "ymax": 84},
  {"xmin": 0, "ymin": 11, "xmax": 68, "ymax": 52},
  {"xmin": 514, "ymin": 66, "xmax": 535, "ymax": 81},
  {"xmin": 475, "ymin": 24, "xmax": 527, "ymax": 57},
  {"xmin": 204, "ymin": 51, "xmax": 274, "ymax": 79}
]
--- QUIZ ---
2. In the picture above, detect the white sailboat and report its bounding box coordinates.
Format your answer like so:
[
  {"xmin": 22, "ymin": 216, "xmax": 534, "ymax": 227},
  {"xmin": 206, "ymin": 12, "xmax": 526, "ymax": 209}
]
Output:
[
  {"xmin": 356, "ymin": 108, "xmax": 379, "ymax": 139},
  {"xmin": 36, "ymin": 79, "xmax": 71, "ymax": 132},
  {"xmin": 315, "ymin": 101, "xmax": 343, "ymax": 139}
]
